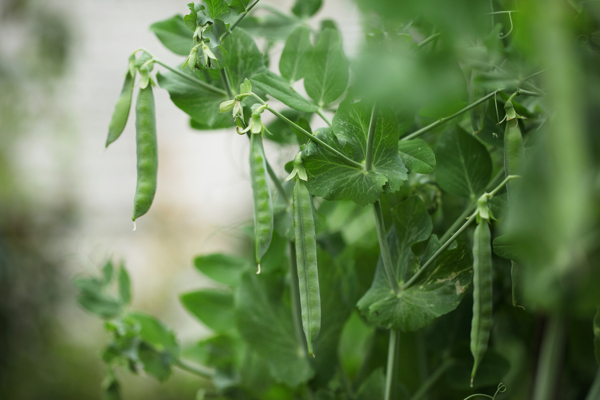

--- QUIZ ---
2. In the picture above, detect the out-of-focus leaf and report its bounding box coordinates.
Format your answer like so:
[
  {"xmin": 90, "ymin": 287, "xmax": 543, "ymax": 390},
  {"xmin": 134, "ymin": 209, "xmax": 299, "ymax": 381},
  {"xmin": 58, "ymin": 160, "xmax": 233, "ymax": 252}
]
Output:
[
  {"xmin": 292, "ymin": 0, "xmax": 322, "ymax": 18},
  {"xmin": 595, "ymin": 306, "xmax": 600, "ymax": 364},
  {"xmin": 251, "ymin": 72, "xmax": 318, "ymax": 112},
  {"xmin": 137, "ymin": 343, "xmax": 173, "ymax": 382},
  {"xmin": 446, "ymin": 345, "xmax": 510, "ymax": 389},
  {"xmin": 398, "ymin": 139, "xmax": 436, "ymax": 174},
  {"xmin": 193, "ymin": 253, "xmax": 252, "ymax": 287},
  {"xmin": 435, "ymin": 127, "xmax": 492, "ymax": 200},
  {"xmin": 118, "ymin": 265, "xmax": 131, "ymax": 305},
  {"xmin": 356, "ymin": 368, "xmax": 385, "ymax": 400},
  {"xmin": 279, "ymin": 26, "xmax": 312, "ymax": 83},
  {"xmin": 180, "ymin": 289, "xmax": 235, "ymax": 333},
  {"xmin": 265, "ymin": 109, "xmax": 312, "ymax": 145},
  {"xmin": 149, "ymin": 15, "xmax": 193, "ymax": 56},
  {"xmin": 126, "ymin": 312, "xmax": 179, "ymax": 356}
]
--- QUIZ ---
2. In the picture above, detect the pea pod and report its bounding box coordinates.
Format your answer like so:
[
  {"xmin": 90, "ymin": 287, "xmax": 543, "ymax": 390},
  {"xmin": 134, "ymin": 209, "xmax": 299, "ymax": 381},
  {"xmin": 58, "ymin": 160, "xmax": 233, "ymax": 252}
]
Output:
[
  {"xmin": 106, "ymin": 70, "xmax": 135, "ymax": 147},
  {"xmin": 132, "ymin": 85, "xmax": 158, "ymax": 221},
  {"xmin": 291, "ymin": 155, "xmax": 320, "ymax": 356},
  {"xmin": 470, "ymin": 212, "xmax": 493, "ymax": 387},
  {"xmin": 249, "ymin": 131, "xmax": 273, "ymax": 269}
]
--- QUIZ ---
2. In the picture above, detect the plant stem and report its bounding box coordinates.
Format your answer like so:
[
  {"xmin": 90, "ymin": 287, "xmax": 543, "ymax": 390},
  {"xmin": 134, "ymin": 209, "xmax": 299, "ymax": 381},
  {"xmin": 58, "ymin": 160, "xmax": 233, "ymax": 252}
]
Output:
[
  {"xmin": 411, "ymin": 359, "xmax": 454, "ymax": 400},
  {"xmin": 384, "ymin": 330, "xmax": 400, "ymax": 400},
  {"xmin": 440, "ymin": 169, "xmax": 504, "ymax": 243},
  {"xmin": 317, "ymin": 108, "xmax": 332, "ymax": 127},
  {"xmin": 532, "ymin": 314, "xmax": 565, "ymax": 400},
  {"xmin": 403, "ymin": 174, "xmax": 517, "ymax": 290},
  {"xmin": 289, "ymin": 242, "xmax": 309, "ymax": 355},
  {"xmin": 152, "ymin": 59, "xmax": 227, "ymax": 96},
  {"xmin": 373, "ymin": 200, "xmax": 400, "ymax": 294},
  {"xmin": 585, "ymin": 369, "xmax": 600, "ymax": 400},
  {"xmin": 418, "ymin": 32, "xmax": 441, "ymax": 48},
  {"xmin": 222, "ymin": 0, "xmax": 261, "ymax": 41},
  {"xmin": 221, "ymin": 68, "xmax": 234, "ymax": 97},
  {"xmin": 365, "ymin": 103, "xmax": 378, "ymax": 172},
  {"xmin": 174, "ymin": 359, "xmax": 215, "ymax": 379},
  {"xmin": 401, "ymin": 90, "xmax": 502, "ymax": 141}
]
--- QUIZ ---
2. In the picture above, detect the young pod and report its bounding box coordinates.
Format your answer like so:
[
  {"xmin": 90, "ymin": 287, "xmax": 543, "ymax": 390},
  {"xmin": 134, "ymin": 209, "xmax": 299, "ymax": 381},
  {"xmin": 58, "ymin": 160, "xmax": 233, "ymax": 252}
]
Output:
[
  {"xmin": 106, "ymin": 69, "xmax": 136, "ymax": 147},
  {"xmin": 132, "ymin": 85, "xmax": 158, "ymax": 221},
  {"xmin": 470, "ymin": 215, "xmax": 493, "ymax": 387},
  {"xmin": 249, "ymin": 131, "xmax": 274, "ymax": 269}
]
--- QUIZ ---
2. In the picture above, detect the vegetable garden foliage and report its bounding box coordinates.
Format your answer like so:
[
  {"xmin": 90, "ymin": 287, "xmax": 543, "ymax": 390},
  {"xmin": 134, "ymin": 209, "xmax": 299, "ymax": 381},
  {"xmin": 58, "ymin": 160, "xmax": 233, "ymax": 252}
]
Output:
[{"xmin": 77, "ymin": 0, "xmax": 600, "ymax": 399}]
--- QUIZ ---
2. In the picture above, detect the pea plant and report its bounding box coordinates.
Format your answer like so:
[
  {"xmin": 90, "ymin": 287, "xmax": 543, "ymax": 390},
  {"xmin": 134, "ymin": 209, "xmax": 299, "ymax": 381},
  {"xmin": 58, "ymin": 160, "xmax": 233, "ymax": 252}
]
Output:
[{"xmin": 75, "ymin": 1, "xmax": 600, "ymax": 399}]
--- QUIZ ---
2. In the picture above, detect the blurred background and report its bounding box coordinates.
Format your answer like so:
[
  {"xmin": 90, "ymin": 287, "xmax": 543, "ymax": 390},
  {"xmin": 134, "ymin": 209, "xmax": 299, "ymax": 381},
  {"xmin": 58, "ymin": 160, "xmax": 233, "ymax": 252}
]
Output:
[{"xmin": 0, "ymin": 0, "xmax": 361, "ymax": 398}]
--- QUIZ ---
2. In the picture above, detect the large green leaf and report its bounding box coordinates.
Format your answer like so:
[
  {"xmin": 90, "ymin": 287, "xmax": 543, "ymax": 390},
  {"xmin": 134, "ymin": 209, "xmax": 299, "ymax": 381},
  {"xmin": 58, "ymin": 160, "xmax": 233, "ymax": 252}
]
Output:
[
  {"xmin": 279, "ymin": 25, "xmax": 312, "ymax": 83},
  {"xmin": 126, "ymin": 312, "xmax": 179, "ymax": 355},
  {"xmin": 434, "ymin": 127, "xmax": 492, "ymax": 200},
  {"xmin": 304, "ymin": 29, "xmax": 348, "ymax": 107},
  {"xmin": 204, "ymin": 0, "xmax": 231, "ymax": 20},
  {"xmin": 302, "ymin": 99, "xmax": 408, "ymax": 205},
  {"xmin": 149, "ymin": 15, "xmax": 193, "ymax": 56},
  {"xmin": 493, "ymin": 234, "xmax": 523, "ymax": 262},
  {"xmin": 193, "ymin": 253, "xmax": 252, "ymax": 287},
  {"xmin": 358, "ymin": 198, "xmax": 472, "ymax": 331},
  {"xmin": 356, "ymin": 368, "xmax": 385, "ymax": 400},
  {"xmin": 398, "ymin": 139, "xmax": 436, "ymax": 174},
  {"xmin": 220, "ymin": 28, "xmax": 264, "ymax": 93},
  {"xmin": 251, "ymin": 72, "xmax": 318, "ymax": 112},
  {"xmin": 156, "ymin": 67, "xmax": 232, "ymax": 129},
  {"xmin": 446, "ymin": 345, "xmax": 510, "ymax": 389},
  {"xmin": 292, "ymin": 0, "xmax": 322, "ymax": 17},
  {"xmin": 180, "ymin": 289, "xmax": 235, "ymax": 333},
  {"xmin": 235, "ymin": 271, "xmax": 314, "ymax": 387}
]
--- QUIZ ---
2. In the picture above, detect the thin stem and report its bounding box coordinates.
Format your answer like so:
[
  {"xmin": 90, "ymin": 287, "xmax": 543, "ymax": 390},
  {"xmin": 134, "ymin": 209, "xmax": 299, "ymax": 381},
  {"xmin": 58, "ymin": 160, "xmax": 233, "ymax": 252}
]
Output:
[
  {"xmin": 152, "ymin": 59, "xmax": 227, "ymax": 96},
  {"xmin": 289, "ymin": 242, "xmax": 309, "ymax": 355},
  {"xmin": 401, "ymin": 90, "xmax": 502, "ymax": 141},
  {"xmin": 532, "ymin": 314, "xmax": 566, "ymax": 400},
  {"xmin": 220, "ymin": 68, "xmax": 234, "ymax": 98},
  {"xmin": 317, "ymin": 109, "xmax": 332, "ymax": 127},
  {"xmin": 411, "ymin": 359, "xmax": 454, "ymax": 400},
  {"xmin": 403, "ymin": 174, "xmax": 517, "ymax": 290},
  {"xmin": 418, "ymin": 32, "xmax": 441, "ymax": 48},
  {"xmin": 517, "ymin": 87, "xmax": 543, "ymax": 97},
  {"xmin": 373, "ymin": 200, "xmax": 400, "ymax": 294},
  {"xmin": 222, "ymin": 0, "xmax": 261, "ymax": 41},
  {"xmin": 439, "ymin": 170, "xmax": 504, "ymax": 243},
  {"xmin": 174, "ymin": 359, "xmax": 215, "ymax": 379},
  {"xmin": 365, "ymin": 103, "xmax": 378, "ymax": 172},
  {"xmin": 384, "ymin": 330, "xmax": 400, "ymax": 400}
]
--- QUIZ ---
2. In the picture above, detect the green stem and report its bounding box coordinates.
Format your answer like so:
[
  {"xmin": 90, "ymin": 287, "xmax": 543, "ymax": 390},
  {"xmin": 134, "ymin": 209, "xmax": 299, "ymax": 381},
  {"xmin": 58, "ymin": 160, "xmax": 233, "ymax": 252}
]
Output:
[
  {"xmin": 418, "ymin": 32, "xmax": 441, "ymax": 48},
  {"xmin": 289, "ymin": 242, "xmax": 309, "ymax": 355},
  {"xmin": 403, "ymin": 174, "xmax": 518, "ymax": 290},
  {"xmin": 317, "ymin": 108, "xmax": 332, "ymax": 127},
  {"xmin": 222, "ymin": 0, "xmax": 261, "ymax": 41},
  {"xmin": 221, "ymin": 68, "xmax": 234, "ymax": 98},
  {"xmin": 174, "ymin": 359, "xmax": 215, "ymax": 379},
  {"xmin": 585, "ymin": 369, "xmax": 600, "ymax": 400},
  {"xmin": 401, "ymin": 90, "xmax": 502, "ymax": 141},
  {"xmin": 384, "ymin": 330, "xmax": 400, "ymax": 400},
  {"xmin": 411, "ymin": 360, "xmax": 454, "ymax": 400},
  {"xmin": 532, "ymin": 314, "xmax": 566, "ymax": 400},
  {"xmin": 365, "ymin": 103, "xmax": 378, "ymax": 172},
  {"xmin": 439, "ymin": 170, "xmax": 505, "ymax": 243},
  {"xmin": 152, "ymin": 59, "xmax": 227, "ymax": 96},
  {"xmin": 373, "ymin": 200, "xmax": 400, "ymax": 294}
]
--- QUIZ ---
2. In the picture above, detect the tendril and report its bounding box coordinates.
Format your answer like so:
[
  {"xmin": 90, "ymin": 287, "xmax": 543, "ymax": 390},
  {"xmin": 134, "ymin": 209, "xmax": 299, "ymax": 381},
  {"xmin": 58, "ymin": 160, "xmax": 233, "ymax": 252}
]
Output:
[{"xmin": 489, "ymin": 10, "xmax": 519, "ymax": 39}]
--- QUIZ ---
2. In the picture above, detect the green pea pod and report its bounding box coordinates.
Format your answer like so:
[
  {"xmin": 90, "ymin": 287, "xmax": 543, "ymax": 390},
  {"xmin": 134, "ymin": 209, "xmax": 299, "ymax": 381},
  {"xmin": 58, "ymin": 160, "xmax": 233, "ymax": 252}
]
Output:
[
  {"xmin": 293, "ymin": 178, "xmax": 320, "ymax": 356},
  {"xmin": 132, "ymin": 85, "xmax": 158, "ymax": 222},
  {"xmin": 249, "ymin": 132, "xmax": 273, "ymax": 268},
  {"xmin": 106, "ymin": 70, "xmax": 135, "ymax": 147},
  {"xmin": 470, "ymin": 218, "xmax": 493, "ymax": 387}
]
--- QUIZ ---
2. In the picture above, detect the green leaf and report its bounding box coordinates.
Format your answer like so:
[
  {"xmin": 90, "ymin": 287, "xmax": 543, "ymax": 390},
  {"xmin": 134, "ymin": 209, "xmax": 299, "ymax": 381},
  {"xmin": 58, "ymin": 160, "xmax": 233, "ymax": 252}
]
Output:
[
  {"xmin": 304, "ymin": 29, "xmax": 348, "ymax": 107},
  {"xmin": 180, "ymin": 289, "xmax": 235, "ymax": 332},
  {"xmin": 193, "ymin": 253, "xmax": 252, "ymax": 286},
  {"xmin": 292, "ymin": 0, "xmax": 322, "ymax": 17},
  {"xmin": 102, "ymin": 261, "xmax": 114, "ymax": 283},
  {"xmin": 302, "ymin": 99, "xmax": 408, "ymax": 206},
  {"xmin": 251, "ymin": 72, "xmax": 318, "ymax": 112},
  {"xmin": 126, "ymin": 312, "xmax": 179, "ymax": 356},
  {"xmin": 137, "ymin": 343, "xmax": 174, "ymax": 382},
  {"xmin": 265, "ymin": 109, "xmax": 312, "ymax": 145},
  {"xmin": 220, "ymin": 28, "xmax": 264, "ymax": 94},
  {"xmin": 358, "ymin": 198, "xmax": 472, "ymax": 331},
  {"xmin": 492, "ymin": 234, "xmax": 523, "ymax": 262},
  {"xmin": 240, "ymin": 77, "xmax": 252, "ymax": 94},
  {"xmin": 118, "ymin": 265, "xmax": 131, "ymax": 305},
  {"xmin": 149, "ymin": 15, "xmax": 193, "ymax": 56},
  {"xmin": 228, "ymin": 0, "xmax": 250, "ymax": 13},
  {"xmin": 397, "ymin": 139, "xmax": 436, "ymax": 174},
  {"xmin": 279, "ymin": 26, "xmax": 312, "ymax": 83},
  {"xmin": 204, "ymin": 0, "xmax": 231, "ymax": 20},
  {"xmin": 156, "ymin": 66, "xmax": 233, "ymax": 129},
  {"xmin": 74, "ymin": 271, "xmax": 123, "ymax": 319},
  {"xmin": 356, "ymin": 368, "xmax": 385, "ymax": 400},
  {"xmin": 235, "ymin": 271, "xmax": 314, "ymax": 387},
  {"xmin": 446, "ymin": 345, "xmax": 510, "ymax": 389},
  {"xmin": 434, "ymin": 127, "xmax": 492, "ymax": 200},
  {"xmin": 595, "ymin": 306, "xmax": 600, "ymax": 364}
]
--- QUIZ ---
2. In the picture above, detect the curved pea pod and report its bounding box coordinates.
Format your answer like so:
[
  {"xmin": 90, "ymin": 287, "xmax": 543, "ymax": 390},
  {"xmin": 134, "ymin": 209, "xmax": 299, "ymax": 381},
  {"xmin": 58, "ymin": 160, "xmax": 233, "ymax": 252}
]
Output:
[
  {"xmin": 249, "ymin": 132, "xmax": 274, "ymax": 269},
  {"xmin": 293, "ymin": 177, "xmax": 320, "ymax": 356},
  {"xmin": 132, "ymin": 85, "xmax": 158, "ymax": 221},
  {"xmin": 106, "ymin": 70, "xmax": 136, "ymax": 147},
  {"xmin": 503, "ymin": 118, "xmax": 525, "ymax": 196},
  {"xmin": 470, "ymin": 218, "xmax": 493, "ymax": 387}
]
